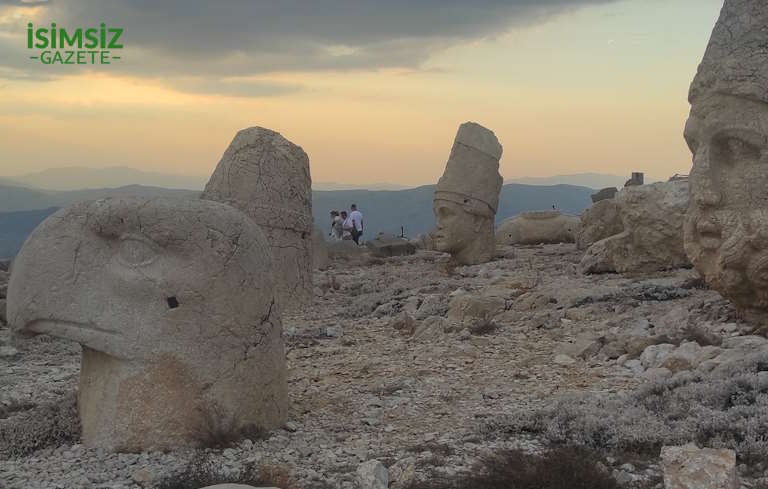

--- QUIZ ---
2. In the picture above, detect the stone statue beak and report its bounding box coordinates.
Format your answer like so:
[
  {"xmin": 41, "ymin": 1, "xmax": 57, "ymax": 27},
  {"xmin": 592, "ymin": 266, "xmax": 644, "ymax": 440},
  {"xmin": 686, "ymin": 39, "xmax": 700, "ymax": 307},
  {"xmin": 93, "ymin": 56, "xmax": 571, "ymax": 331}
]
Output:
[{"xmin": 6, "ymin": 215, "xmax": 126, "ymax": 357}]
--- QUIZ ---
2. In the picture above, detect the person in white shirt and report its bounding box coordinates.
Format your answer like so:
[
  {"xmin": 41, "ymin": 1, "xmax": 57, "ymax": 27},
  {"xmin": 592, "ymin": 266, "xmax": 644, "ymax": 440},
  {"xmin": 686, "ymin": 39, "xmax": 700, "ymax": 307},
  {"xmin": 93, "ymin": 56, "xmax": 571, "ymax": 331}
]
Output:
[
  {"xmin": 349, "ymin": 204, "xmax": 364, "ymax": 244},
  {"xmin": 341, "ymin": 210, "xmax": 354, "ymax": 240}
]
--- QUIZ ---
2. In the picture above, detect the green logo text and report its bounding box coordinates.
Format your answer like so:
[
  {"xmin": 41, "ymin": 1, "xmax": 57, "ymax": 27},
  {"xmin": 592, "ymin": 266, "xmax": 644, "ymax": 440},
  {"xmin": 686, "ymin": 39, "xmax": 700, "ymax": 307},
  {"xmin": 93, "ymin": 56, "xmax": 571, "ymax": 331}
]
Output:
[{"xmin": 27, "ymin": 22, "xmax": 124, "ymax": 65}]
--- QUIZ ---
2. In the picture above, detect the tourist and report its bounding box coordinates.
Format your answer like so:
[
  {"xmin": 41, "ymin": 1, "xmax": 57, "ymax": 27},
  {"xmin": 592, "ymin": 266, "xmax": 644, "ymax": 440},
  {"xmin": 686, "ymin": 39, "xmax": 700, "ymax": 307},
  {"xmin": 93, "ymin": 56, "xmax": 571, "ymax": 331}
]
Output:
[
  {"xmin": 350, "ymin": 204, "xmax": 364, "ymax": 244},
  {"xmin": 330, "ymin": 210, "xmax": 343, "ymax": 240},
  {"xmin": 341, "ymin": 210, "xmax": 354, "ymax": 240}
]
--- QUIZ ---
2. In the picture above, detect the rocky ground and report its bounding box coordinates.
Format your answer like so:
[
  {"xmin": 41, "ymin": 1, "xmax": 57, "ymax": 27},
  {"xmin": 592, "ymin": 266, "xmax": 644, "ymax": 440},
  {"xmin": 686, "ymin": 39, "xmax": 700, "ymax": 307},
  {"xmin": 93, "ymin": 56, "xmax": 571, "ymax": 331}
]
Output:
[{"xmin": 0, "ymin": 245, "xmax": 765, "ymax": 489}]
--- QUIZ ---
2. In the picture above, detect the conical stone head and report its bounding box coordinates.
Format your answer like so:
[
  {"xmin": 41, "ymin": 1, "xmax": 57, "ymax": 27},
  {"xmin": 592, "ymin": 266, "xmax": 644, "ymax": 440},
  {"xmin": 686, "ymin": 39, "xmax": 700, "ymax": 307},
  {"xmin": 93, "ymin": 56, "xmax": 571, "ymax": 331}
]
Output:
[
  {"xmin": 433, "ymin": 122, "xmax": 503, "ymax": 265},
  {"xmin": 202, "ymin": 127, "xmax": 313, "ymax": 311}
]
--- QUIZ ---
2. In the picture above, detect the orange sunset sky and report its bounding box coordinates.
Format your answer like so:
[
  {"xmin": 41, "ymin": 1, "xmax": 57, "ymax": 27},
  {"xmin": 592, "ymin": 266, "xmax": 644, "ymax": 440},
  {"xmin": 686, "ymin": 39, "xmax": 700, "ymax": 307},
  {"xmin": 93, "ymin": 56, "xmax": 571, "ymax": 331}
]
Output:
[{"xmin": 0, "ymin": 0, "xmax": 723, "ymax": 186}]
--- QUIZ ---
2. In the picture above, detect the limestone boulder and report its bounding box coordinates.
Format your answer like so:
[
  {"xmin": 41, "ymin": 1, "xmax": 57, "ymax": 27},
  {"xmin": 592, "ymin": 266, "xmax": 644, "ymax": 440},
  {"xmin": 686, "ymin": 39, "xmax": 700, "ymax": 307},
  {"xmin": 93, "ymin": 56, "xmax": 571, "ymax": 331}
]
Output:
[
  {"xmin": 591, "ymin": 187, "xmax": 618, "ymax": 203},
  {"xmin": 7, "ymin": 197, "xmax": 288, "ymax": 452},
  {"xmin": 365, "ymin": 235, "xmax": 416, "ymax": 258},
  {"xmin": 202, "ymin": 127, "xmax": 312, "ymax": 311},
  {"xmin": 576, "ymin": 199, "xmax": 623, "ymax": 250},
  {"xmin": 356, "ymin": 460, "xmax": 388, "ymax": 489},
  {"xmin": 661, "ymin": 444, "xmax": 738, "ymax": 489},
  {"xmin": 581, "ymin": 180, "xmax": 690, "ymax": 273},
  {"xmin": 447, "ymin": 293, "xmax": 504, "ymax": 324},
  {"xmin": 496, "ymin": 211, "xmax": 579, "ymax": 246}
]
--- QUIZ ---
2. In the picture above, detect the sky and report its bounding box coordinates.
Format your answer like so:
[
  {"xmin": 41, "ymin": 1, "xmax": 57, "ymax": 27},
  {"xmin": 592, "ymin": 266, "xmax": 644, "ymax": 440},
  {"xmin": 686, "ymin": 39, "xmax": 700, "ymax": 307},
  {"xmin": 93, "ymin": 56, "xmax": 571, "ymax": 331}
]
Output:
[{"xmin": 0, "ymin": 0, "xmax": 724, "ymax": 186}]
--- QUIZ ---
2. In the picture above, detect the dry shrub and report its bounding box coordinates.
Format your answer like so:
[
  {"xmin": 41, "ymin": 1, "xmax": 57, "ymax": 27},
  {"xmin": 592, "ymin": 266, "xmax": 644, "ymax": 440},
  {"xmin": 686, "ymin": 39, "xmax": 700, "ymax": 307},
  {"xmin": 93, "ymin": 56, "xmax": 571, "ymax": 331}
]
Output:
[
  {"xmin": 678, "ymin": 323, "xmax": 722, "ymax": 347},
  {"xmin": 406, "ymin": 441, "xmax": 455, "ymax": 457},
  {"xmin": 192, "ymin": 403, "xmax": 268, "ymax": 449},
  {"xmin": 154, "ymin": 454, "xmax": 296, "ymax": 489},
  {"xmin": 484, "ymin": 351, "xmax": 768, "ymax": 464},
  {"xmin": 469, "ymin": 318, "xmax": 500, "ymax": 336},
  {"xmin": 0, "ymin": 392, "xmax": 80, "ymax": 458},
  {"xmin": 404, "ymin": 446, "xmax": 618, "ymax": 489},
  {"xmin": 0, "ymin": 399, "xmax": 36, "ymax": 420},
  {"xmin": 258, "ymin": 463, "xmax": 298, "ymax": 489},
  {"xmin": 442, "ymin": 260, "xmax": 458, "ymax": 276}
]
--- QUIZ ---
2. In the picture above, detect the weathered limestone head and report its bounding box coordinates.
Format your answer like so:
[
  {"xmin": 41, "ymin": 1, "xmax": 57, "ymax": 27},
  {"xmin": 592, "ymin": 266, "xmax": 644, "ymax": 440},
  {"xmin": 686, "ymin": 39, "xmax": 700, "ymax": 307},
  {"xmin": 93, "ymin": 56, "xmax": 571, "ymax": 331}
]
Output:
[
  {"xmin": 202, "ymin": 126, "xmax": 313, "ymax": 310},
  {"xmin": 8, "ymin": 197, "xmax": 288, "ymax": 452},
  {"xmin": 497, "ymin": 210, "xmax": 579, "ymax": 246},
  {"xmin": 683, "ymin": 0, "xmax": 768, "ymax": 322},
  {"xmin": 433, "ymin": 122, "xmax": 503, "ymax": 265}
]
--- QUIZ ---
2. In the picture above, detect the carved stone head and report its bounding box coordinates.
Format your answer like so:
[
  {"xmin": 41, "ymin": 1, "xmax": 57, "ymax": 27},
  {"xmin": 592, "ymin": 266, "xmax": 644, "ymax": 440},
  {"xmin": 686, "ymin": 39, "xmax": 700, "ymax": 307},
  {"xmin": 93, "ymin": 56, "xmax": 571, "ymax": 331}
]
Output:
[
  {"xmin": 433, "ymin": 122, "xmax": 503, "ymax": 265},
  {"xmin": 202, "ymin": 126, "xmax": 313, "ymax": 310},
  {"xmin": 683, "ymin": 0, "xmax": 768, "ymax": 321},
  {"xmin": 8, "ymin": 197, "xmax": 288, "ymax": 451}
]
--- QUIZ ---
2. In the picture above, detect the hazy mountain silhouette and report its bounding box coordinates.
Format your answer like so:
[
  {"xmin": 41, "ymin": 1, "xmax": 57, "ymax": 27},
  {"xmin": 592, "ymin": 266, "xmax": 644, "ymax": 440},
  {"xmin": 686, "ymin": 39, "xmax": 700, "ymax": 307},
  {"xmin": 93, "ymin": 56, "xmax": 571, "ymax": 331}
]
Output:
[
  {"xmin": 507, "ymin": 173, "xmax": 659, "ymax": 189},
  {"xmin": 0, "ymin": 184, "xmax": 200, "ymax": 213},
  {"xmin": 0, "ymin": 207, "xmax": 60, "ymax": 260},
  {"xmin": 0, "ymin": 182, "xmax": 593, "ymax": 258},
  {"xmin": 0, "ymin": 167, "xmax": 208, "ymax": 191}
]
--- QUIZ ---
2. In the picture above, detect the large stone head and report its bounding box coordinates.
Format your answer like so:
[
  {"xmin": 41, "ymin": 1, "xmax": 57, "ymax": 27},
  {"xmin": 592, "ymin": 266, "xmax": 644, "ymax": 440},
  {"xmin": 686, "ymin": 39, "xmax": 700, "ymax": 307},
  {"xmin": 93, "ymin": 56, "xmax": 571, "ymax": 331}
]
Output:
[
  {"xmin": 8, "ymin": 197, "xmax": 288, "ymax": 451},
  {"xmin": 202, "ymin": 127, "xmax": 313, "ymax": 310},
  {"xmin": 683, "ymin": 0, "xmax": 768, "ymax": 320},
  {"xmin": 433, "ymin": 122, "xmax": 503, "ymax": 265}
]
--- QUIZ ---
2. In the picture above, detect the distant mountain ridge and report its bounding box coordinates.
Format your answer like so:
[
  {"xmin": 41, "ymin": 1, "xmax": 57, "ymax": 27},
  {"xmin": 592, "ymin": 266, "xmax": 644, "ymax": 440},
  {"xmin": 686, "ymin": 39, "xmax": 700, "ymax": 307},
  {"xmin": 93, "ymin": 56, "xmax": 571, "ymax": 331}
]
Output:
[
  {"xmin": 1, "ymin": 167, "xmax": 658, "ymax": 192},
  {"xmin": 0, "ymin": 167, "xmax": 209, "ymax": 191},
  {"xmin": 0, "ymin": 184, "xmax": 199, "ymax": 213},
  {"xmin": 507, "ymin": 172, "xmax": 661, "ymax": 189},
  {"xmin": 0, "ymin": 182, "xmax": 594, "ymax": 258}
]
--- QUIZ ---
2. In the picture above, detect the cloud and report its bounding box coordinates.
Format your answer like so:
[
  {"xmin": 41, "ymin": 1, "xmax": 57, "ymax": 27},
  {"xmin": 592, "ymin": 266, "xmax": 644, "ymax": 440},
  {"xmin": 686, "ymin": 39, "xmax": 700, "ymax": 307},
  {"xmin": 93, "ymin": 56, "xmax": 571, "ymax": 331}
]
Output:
[
  {"xmin": 171, "ymin": 77, "xmax": 303, "ymax": 98},
  {"xmin": 1, "ymin": 0, "xmax": 619, "ymax": 94}
]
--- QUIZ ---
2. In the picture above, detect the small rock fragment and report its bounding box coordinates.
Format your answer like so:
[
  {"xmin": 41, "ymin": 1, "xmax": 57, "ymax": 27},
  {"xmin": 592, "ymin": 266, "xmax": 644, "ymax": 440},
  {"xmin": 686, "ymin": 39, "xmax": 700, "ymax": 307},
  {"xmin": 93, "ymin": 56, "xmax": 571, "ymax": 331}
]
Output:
[
  {"xmin": 661, "ymin": 444, "xmax": 738, "ymax": 489},
  {"xmin": 356, "ymin": 459, "xmax": 388, "ymax": 489}
]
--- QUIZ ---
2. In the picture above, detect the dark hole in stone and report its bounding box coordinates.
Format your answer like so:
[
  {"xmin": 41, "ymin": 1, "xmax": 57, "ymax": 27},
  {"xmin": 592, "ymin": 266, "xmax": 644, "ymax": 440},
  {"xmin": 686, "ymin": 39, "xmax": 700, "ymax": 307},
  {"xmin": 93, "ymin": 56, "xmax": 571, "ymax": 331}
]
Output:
[
  {"xmin": 302, "ymin": 232, "xmax": 307, "ymax": 239},
  {"xmin": 167, "ymin": 296, "xmax": 179, "ymax": 309}
]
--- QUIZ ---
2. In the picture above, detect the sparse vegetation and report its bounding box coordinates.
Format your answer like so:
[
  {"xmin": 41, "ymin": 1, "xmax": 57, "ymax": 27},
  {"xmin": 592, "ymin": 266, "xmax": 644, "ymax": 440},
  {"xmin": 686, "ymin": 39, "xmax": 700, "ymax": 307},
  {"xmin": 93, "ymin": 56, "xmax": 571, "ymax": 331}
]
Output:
[
  {"xmin": 468, "ymin": 318, "xmax": 500, "ymax": 336},
  {"xmin": 482, "ymin": 351, "xmax": 768, "ymax": 464},
  {"xmin": 678, "ymin": 323, "xmax": 722, "ymax": 347},
  {"xmin": 153, "ymin": 454, "xmax": 297, "ymax": 489},
  {"xmin": 192, "ymin": 403, "xmax": 268, "ymax": 449},
  {"xmin": 403, "ymin": 447, "xmax": 619, "ymax": 489},
  {"xmin": 0, "ymin": 392, "xmax": 80, "ymax": 458},
  {"xmin": 407, "ymin": 441, "xmax": 455, "ymax": 457},
  {"xmin": 0, "ymin": 399, "xmax": 36, "ymax": 420}
]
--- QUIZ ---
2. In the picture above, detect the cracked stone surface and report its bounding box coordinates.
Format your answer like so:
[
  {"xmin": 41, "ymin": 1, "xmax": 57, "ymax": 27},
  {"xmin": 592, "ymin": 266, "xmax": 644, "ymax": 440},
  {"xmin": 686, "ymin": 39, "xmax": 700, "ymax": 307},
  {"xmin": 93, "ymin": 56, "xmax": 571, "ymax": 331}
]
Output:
[
  {"xmin": 581, "ymin": 180, "xmax": 691, "ymax": 274},
  {"xmin": 684, "ymin": 0, "xmax": 768, "ymax": 326},
  {"xmin": 5, "ymin": 197, "xmax": 288, "ymax": 452},
  {"xmin": 202, "ymin": 127, "xmax": 313, "ymax": 312}
]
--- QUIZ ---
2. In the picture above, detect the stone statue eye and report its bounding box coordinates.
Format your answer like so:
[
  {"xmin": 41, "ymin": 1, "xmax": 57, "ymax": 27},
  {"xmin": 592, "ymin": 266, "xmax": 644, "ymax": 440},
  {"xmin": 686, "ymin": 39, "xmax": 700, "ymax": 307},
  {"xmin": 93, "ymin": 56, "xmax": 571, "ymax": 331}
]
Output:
[
  {"xmin": 117, "ymin": 237, "xmax": 157, "ymax": 267},
  {"xmin": 712, "ymin": 136, "xmax": 761, "ymax": 166}
]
